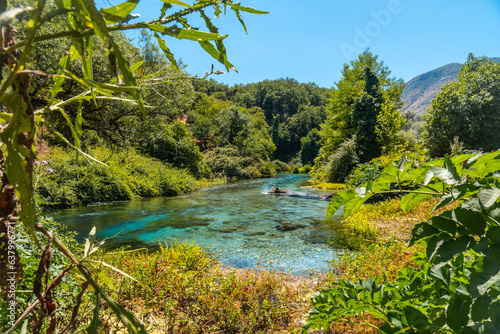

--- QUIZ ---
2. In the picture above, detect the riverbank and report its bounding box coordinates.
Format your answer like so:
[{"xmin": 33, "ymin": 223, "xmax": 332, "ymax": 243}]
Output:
[
  {"xmin": 49, "ymin": 173, "xmax": 335, "ymax": 274},
  {"xmin": 3, "ymin": 193, "xmax": 440, "ymax": 333},
  {"xmin": 35, "ymin": 147, "xmax": 214, "ymax": 210}
]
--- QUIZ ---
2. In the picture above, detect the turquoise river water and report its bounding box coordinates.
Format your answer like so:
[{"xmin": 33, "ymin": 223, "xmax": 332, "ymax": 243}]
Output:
[{"xmin": 50, "ymin": 174, "xmax": 341, "ymax": 274}]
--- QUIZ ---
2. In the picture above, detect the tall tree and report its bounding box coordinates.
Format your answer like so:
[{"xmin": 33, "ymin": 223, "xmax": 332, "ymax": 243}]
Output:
[
  {"xmin": 353, "ymin": 67, "xmax": 383, "ymax": 162},
  {"xmin": 423, "ymin": 54, "xmax": 500, "ymax": 156},
  {"xmin": 318, "ymin": 50, "xmax": 405, "ymax": 158},
  {"xmin": 312, "ymin": 51, "xmax": 404, "ymax": 182}
]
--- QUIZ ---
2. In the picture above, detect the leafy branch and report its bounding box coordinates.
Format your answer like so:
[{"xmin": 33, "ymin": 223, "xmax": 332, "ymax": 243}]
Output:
[{"xmin": 305, "ymin": 152, "xmax": 500, "ymax": 333}]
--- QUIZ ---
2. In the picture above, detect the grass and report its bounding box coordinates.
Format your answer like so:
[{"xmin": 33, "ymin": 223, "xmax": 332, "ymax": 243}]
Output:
[
  {"xmin": 304, "ymin": 182, "xmax": 347, "ymax": 191},
  {"xmin": 102, "ymin": 242, "xmax": 323, "ymax": 333}
]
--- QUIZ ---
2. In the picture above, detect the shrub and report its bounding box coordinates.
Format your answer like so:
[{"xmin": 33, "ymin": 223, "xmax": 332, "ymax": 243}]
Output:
[
  {"xmin": 272, "ymin": 159, "xmax": 291, "ymax": 172},
  {"xmin": 329, "ymin": 241, "xmax": 421, "ymax": 284},
  {"xmin": 204, "ymin": 146, "xmax": 276, "ymax": 179},
  {"xmin": 306, "ymin": 152, "xmax": 500, "ymax": 333},
  {"xmin": 130, "ymin": 119, "xmax": 210, "ymax": 178},
  {"xmin": 312, "ymin": 137, "xmax": 358, "ymax": 183},
  {"xmin": 309, "ymin": 182, "xmax": 347, "ymax": 191},
  {"xmin": 35, "ymin": 147, "xmax": 199, "ymax": 209},
  {"xmin": 347, "ymin": 150, "xmax": 429, "ymax": 188}
]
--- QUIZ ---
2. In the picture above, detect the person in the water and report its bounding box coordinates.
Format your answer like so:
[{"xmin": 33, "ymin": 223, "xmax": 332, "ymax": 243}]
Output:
[{"xmin": 270, "ymin": 187, "xmax": 289, "ymax": 194}]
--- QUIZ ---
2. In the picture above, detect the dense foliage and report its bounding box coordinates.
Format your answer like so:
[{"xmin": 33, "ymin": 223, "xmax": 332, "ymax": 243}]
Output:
[
  {"xmin": 306, "ymin": 152, "xmax": 500, "ymax": 333},
  {"xmin": 313, "ymin": 50, "xmax": 406, "ymax": 183},
  {"xmin": 423, "ymin": 54, "xmax": 500, "ymax": 156},
  {"xmin": 0, "ymin": 0, "xmax": 269, "ymax": 332},
  {"xmin": 192, "ymin": 77, "xmax": 329, "ymax": 162},
  {"xmin": 35, "ymin": 147, "xmax": 199, "ymax": 209},
  {"xmin": 186, "ymin": 95, "xmax": 277, "ymax": 179}
]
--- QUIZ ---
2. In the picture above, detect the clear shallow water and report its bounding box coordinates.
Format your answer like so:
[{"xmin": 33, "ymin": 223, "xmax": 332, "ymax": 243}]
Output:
[{"xmin": 50, "ymin": 174, "xmax": 340, "ymax": 274}]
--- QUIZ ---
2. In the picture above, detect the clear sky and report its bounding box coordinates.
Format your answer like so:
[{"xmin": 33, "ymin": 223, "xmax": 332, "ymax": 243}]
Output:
[{"xmin": 101, "ymin": 0, "xmax": 500, "ymax": 88}]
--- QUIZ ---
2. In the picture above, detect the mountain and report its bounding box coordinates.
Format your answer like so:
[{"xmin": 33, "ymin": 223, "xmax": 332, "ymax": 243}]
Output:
[{"xmin": 401, "ymin": 58, "xmax": 500, "ymax": 115}]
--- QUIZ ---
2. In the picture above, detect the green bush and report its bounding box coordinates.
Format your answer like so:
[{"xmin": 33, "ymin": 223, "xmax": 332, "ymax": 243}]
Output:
[
  {"xmin": 204, "ymin": 146, "xmax": 276, "ymax": 179},
  {"xmin": 271, "ymin": 159, "xmax": 291, "ymax": 172},
  {"xmin": 312, "ymin": 137, "xmax": 358, "ymax": 183},
  {"xmin": 35, "ymin": 147, "xmax": 199, "ymax": 209},
  {"xmin": 130, "ymin": 119, "xmax": 210, "ymax": 178},
  {"xmin": 347, "ymin": 151, "xmax": 429, "ymax": 188}
]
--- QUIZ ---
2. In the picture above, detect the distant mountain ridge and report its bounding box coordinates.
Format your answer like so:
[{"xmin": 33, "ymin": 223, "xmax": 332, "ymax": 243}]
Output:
[{"xmin": 401, "ymin": 57, "xmax": 500, "ymax": 114}]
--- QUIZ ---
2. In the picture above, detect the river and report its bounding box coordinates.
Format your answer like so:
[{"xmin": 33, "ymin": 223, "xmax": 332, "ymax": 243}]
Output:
[{"xmin": 50, "ymin": 174, "xmax": 341, "ymax": 274}]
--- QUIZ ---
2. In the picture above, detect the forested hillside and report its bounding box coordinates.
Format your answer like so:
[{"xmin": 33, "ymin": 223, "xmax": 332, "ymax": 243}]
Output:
[{"xmin": 191, "ymin": 78, "xmax": 330, "ymax": 162}]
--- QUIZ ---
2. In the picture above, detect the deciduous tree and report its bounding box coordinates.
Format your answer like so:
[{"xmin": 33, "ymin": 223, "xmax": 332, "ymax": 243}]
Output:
[{"xmin": 423, "ymin": 54, "xmax": 500, "ymax": 156}]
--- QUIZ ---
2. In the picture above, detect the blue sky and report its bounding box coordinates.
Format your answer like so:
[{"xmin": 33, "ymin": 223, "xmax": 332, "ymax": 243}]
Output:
[{"xmin": 101, "ymin": 0, "xmax": 500, "ymax": 88}]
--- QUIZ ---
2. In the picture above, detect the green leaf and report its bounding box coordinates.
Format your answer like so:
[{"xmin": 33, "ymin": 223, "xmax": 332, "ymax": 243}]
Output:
[
  {"xmin": 470, "ymin": 254, "xmax": 500, "ymax": 298},
  {"xmin": 344, "ymin": 195, "xmax": 372, "ymax": 217},
  {"xmin": 470, "ymin": 295, "xmax": 491, "ymax": 322},
  {"xmin": 376, "ymin": 172, "xmax": 398, "ymax": 184},
  {"xmin": 490, "ymin": 301, "xmax": 500, "ymax": 326},
  {"xmin": 327, "ymin": 191, "xmax": 356, "ymax": 219},
  {"xmin": 228, "ymin": 3, "xmax": 269, "ymax": 14},
  {"xmin": 77, "ymin": 0, "xmax": 110, "ymax": 39},
  {"xmin": 199, "ymin": 9, "xmax": 228, "ymax": 62},
  {"xmin": 89, "ymin": 260, "xmax": 139, "ymax": 283},
  {"xmin": 84, "ymin": 226, "xmax": 96, "ymax": 258},
  {"xmin": 160, "ymin": 0, "xmax": 192, "ymax": 8},
  {"xmin": 49, "ymin": 50, "xmax": 71, "ymax": 105},
  {"xmin": 428, "ymin": 216, "xmax": 457, "ymax": 235},
  {"xmin": 428, "ymin": 166, "xmax": 460, "ymax": 185},
  {"xmin": 200, "ymin": 39, "xmax": 238, "ymax": 72},
  {"xmin": 20, "ymin": 320, "xmax": 28, "ymax": 334},
  {"xmin": 153, "ymin": 32, "xmax": 178, "ymax": 70},
  {"xmin": 447, "ymin": 296, "xmax": 469, "ymax": 330},
  {"xmin": 109, "ymin": 61, "xmax": 144, "ymax": 84},
  {"xmin": 431, "ymin": 236, "xmax": 473, "ymax": 271},
  {"xmin": 401, "ymin": 193, "xmax": 431, "ymax": 212},
  {"xmin": 160, "ymin": 2, "xmax": 171, "ymax": 18},
  {"xmin": 383, "ymin": 165, "xmax": 400, "ymax": 179},
  {"xmin": 404, "ymin": 305, "xmax": 428, "ymax": 332},
  {"xmin": 433, "ymin": 189, "xmax": 460, "ymax": 212},
  {"xmin": 453, "ymin": 208, "xmax": 487, "ymax": 236},
  {"xmin": 486, "ymin": 226, "xmax": 500, "ymax": 244},
  {"xmin": 478, "ymin": 187, "xmax": 500, "ymax": 209},
  {"xmin": 399, "ymin": 167, "xmax": 429, "ymax": 183},
  {"xmin": 0, "ymin": 6, "xmax": 34, "ymax": 28},
  {"xmin": 59, "ymin": 68, "xmax": 139, "ymax": 93},
  {"xmin": 149, "ymin": 24, "xmax": 226, "ymax": 41},
  {"xmin": 101, "ymin": 0, "xmax": 139, "ymax": 24},
  {"xmin": 109, "ymin": 38, "xmax": 145, "ymax": 113},
  {"xmin": 411, "ymin": 223, "xmax": 439, "ymax": 244},
  {"xmin": 87, "ymin": 290, "xmax": 101, "ymax": 333}
]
